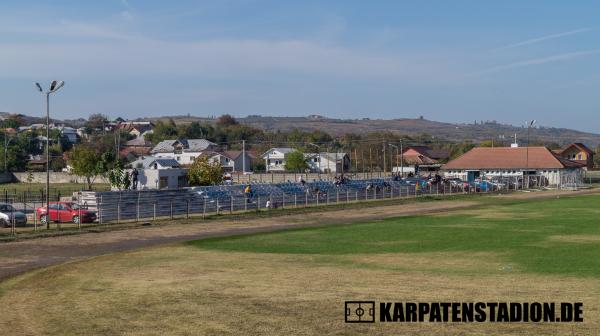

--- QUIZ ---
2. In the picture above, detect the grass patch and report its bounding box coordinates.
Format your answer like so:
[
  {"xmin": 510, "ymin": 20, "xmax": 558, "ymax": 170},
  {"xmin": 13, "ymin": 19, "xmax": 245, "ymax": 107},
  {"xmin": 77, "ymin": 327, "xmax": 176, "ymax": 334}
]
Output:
[{"xmin": 191, "ymin": 194, "xmax": 600, "ymax": 277}]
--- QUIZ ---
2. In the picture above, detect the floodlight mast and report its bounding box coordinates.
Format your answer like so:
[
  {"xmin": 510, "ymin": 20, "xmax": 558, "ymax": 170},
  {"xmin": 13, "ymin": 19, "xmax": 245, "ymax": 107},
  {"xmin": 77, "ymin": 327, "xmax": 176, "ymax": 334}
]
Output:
[
  {"xmin": 34, "ymin": 81, "xmax": 65, "ymax": 229},
  {"xmin": 525, "ymin": 120, "xmax": 536, "ymax": 188}
]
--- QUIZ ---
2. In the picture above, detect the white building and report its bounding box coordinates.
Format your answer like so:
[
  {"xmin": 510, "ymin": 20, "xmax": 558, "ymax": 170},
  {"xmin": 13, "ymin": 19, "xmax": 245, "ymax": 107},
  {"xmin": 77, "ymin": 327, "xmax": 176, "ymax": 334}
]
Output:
[
  {"xmin": 131, "ymin": 158, "xmax": 188, "ymax": 189},
  {"xmin": 261, "ymin": 148, "xmax": 350, "ymax": 173},
  {"xmin": 442, "ymin": 146, "xmax": 585, "ymax": 186},
  {"xmin": 262, "ymin": 148, "xmax": 295, "ymax": 172},
  {"xmin": 209, "ymin": 151, "xmax": 253, "ymax": 172},
  {"xmin": 151, "ymin": 139, "xmax": 220, "ymax": 165},
  {"xmin": 306, "ymin": 152, "xmax": 350, "ymax": 174}
]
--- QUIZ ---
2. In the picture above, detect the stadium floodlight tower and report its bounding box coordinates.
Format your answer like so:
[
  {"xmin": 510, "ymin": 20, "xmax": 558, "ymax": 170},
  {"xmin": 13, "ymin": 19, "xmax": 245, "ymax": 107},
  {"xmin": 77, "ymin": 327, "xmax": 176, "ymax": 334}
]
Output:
[
  {"xmin": 34, "ymin": 80, "xmax": 65, "ymax": 229},
  {"xmin": 525, "ymin": 119, "xmax": 536, "ymax": 188}
]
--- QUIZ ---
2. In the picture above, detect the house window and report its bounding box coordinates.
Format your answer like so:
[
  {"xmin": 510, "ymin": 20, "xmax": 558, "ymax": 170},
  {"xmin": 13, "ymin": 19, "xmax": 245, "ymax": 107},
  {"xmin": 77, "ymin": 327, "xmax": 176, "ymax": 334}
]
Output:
[
  {"xmin": 176, "ymin": 156, "xmax": 181, "ymax": 161},
  {"xmin": 313, "ymin": 158, "xmax": 319, "ymax": 162},
  {"xmin": 578, "ymin": 154, "xmax": 582, "ymax": 160},
  {"xmin": 225, "ymin": 158, "xmax": 229, "ymax": 163}
]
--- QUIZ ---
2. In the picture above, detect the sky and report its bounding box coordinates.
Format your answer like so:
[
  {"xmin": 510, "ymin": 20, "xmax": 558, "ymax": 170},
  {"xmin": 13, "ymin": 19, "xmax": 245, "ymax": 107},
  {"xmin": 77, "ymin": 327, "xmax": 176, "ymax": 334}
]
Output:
[{"xmin": 0, "ymin": 1, "xmax": 599, "ymax": 132}]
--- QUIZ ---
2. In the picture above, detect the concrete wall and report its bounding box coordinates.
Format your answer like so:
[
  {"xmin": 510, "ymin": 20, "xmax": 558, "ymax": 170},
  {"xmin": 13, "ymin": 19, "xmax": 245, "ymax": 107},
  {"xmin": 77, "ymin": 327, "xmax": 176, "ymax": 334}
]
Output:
[
  {"xmin": 3, "ymin": 171, "xmax": 392, "ymax": 186},
  {"xmin": 10, "ymin": 172, "xmax": 110, "ymax": 184}
]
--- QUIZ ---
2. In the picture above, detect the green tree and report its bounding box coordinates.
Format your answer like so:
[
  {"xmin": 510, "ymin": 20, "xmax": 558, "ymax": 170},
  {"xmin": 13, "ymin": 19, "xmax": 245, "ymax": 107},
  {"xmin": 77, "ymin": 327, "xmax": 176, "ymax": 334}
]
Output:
[
  {"xmin": 84, "ymin": 113, "xmax": 109, "ymax": 133},
  {"xmin": 284, "ymin": 151, "xmax": 309, "ymax": 172},
  {"xmin": 145, "ymin": 119, "xmax": 178, "ymax": 144},
  {"xmin": 188, "ymin": 157, "xmax": 223, "ymax": 186},
  {"xmin": 107, "ymin": 161, "xmax": 131, "ymax": 190},
  {"xmin": 68, "ymin": 144, "xmax": 110, "ymax": 190},
  {"xmin": 216, "ymin": 114, "xmax": 238, "ymax": 128}
]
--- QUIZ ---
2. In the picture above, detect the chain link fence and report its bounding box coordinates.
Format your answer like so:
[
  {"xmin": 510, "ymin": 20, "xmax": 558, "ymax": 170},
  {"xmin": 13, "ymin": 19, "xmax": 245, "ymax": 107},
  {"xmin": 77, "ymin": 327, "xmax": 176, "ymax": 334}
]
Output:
[{"xmin": 1, "ymin": 176, "xmax": 545, "ymax": 237}]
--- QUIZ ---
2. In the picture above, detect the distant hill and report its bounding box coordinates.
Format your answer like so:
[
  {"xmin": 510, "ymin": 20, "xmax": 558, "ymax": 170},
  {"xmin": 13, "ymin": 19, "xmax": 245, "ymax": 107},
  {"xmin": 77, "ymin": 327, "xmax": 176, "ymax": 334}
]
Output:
[
  {"xmin": 141, "ymin": 115, "xmax": 600, "ymax": 147},
  {"xmin": 3, "ymin": 111, "xmax": 600, "ymax": 147}
]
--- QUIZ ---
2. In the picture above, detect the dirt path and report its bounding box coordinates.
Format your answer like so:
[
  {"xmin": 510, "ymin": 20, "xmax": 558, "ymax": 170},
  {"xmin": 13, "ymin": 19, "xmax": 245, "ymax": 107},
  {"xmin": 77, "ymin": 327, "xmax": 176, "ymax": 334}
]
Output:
[{"xmin": 0, "ymin": 189, "xmax": 597, "ymax": 281}]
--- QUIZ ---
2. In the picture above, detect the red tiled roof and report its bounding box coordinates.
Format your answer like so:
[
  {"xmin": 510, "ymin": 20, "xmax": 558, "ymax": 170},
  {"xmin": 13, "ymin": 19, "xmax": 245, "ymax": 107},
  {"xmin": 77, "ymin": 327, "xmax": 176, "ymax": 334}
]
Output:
[
  {"xmin": 558, "ymin": 142, "xmax": 594, "ymax": 155},
  {"xmin": 403, "ymin": 154, "xmax": 437, "ymax": 165},
  {"xmin": 442, "ymin": 147, "xmax": 585, "ymax": 170},
  {"xmin": 403, "ymin": 146, "xmax": 449, "ymax": 160}
]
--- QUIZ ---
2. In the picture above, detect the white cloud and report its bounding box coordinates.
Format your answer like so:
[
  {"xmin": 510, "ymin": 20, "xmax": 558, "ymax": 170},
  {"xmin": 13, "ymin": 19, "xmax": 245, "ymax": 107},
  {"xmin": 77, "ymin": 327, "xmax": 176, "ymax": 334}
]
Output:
[
  {"xmin": 467, "ymin": 50, "xmax": 599, "ymax": 77},
  {"xmin": 0, "ymin": 29, "xmax": 456, "ymax": 83},
  {"xmin": 493, "ymin": 28, "xmax": 591, "ymax": 51}
]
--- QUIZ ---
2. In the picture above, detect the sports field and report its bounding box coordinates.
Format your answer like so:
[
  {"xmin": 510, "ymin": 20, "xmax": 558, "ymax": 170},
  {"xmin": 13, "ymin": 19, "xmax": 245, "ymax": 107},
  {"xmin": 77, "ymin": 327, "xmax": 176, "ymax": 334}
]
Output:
[{"xmin": 1, "ymin": 193, "xmax": 599, "ymax": 335}]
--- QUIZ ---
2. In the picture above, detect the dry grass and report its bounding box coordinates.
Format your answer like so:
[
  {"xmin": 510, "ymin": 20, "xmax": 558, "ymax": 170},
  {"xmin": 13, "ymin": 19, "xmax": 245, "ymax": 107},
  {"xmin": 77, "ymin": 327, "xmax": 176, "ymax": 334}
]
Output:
[{"xmin": 1, "ymin": 245, "xmax": 599, "ymax": 336}]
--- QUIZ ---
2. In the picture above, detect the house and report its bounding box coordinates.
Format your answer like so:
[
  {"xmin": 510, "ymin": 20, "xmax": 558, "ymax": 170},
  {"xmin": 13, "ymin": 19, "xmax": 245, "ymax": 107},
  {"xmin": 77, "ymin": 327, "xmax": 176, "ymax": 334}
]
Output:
[
  {"xmin": 442, "ymin": 146, "xmax": 585, "ymax": 185},
  {"xmin": 151, "ymin": 139, "xmax": 220, "ymax": 165},
  {"xmin": 402, "ymin": 146, "xmax": 450, "ymax": 165},
  {"xmin": 131, "ymin": 158, "xmax": 188, "ymax": 190},
  {"xmin": 116, "ymin": 121, "xmax": 155, "ymax": 139},
  {"xmin": 120, "ymin": 137, "xmax": 153, "ymax": 160},
  {"xmin": 305, "ymin": 152, "xmax": 350, "ymax": 173},
  {"xmin": 398, "ymin": 146, "xmax": 450, "ymax": 174},
  {"xmin": 209, "ymin": 151, "xmax": 254, "ymax": 172},
  {"xmin": 58, "ymin": 126, "xmax": 79, "ymax": 144},
  {"xmin": 262, "ymin": 148, "xmax": 295, "ymax": 172},
  {"xmin": 554, "ymin": 143, "xmax": 594, "ymax": 170}
]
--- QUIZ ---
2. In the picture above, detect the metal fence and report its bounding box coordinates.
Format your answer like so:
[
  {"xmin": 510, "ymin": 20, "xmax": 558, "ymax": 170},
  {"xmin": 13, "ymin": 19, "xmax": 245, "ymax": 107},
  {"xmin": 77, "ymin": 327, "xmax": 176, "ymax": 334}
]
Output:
[{"xmin": 0, "ymin": 175, "xmax": 587, "ymax": 237}]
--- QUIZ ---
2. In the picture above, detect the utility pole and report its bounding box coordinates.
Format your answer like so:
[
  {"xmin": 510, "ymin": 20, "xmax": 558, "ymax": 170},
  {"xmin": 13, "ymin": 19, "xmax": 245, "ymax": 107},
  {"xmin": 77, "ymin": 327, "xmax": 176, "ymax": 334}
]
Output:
[
  {"xmin": 383, "ymin": 141, "xmax": 386, "ymax": 174},
  {"xmin": 526, "ymin": 120, "xmax": 536, "ymax": 186},
  {"xmin": 400, "ymin": 140, "xmax": 404, "ymax": 177},
  {"xmin": 242, "ymin": 139, "xmax": 246, "ymax": 173},
  {"xmin": 369, "ymin": 147, "xmax": 372, "ymax": 178}
]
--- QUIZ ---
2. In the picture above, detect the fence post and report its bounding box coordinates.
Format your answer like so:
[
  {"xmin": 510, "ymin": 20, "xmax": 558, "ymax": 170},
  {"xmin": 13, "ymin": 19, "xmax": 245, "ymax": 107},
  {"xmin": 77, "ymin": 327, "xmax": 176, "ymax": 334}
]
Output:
[
  {"xmin": 187, "ymin": 199, "xmax": 190, "ymax": 219},
  {"xmin": 153, "ymin": 202, "xmax": 156, "ymax": 221},
  {"xmin": 346, "ymin": 190, "xmax": 349, "ymax": 203},
  {"xmin": 202, "ymin": 199, "xmax": 206, "ymax": 219},
  {"xmin": 170, "ymin": 200, "xmax": 174, "ymax": 219},
  {"xmin": 336, "ymin": 190, "xmax": 339, "ymax": 204},
  {"xmin": 305, "ymin": 192, "xmax": 308, "ymax": 207},
  {"xmin": 78, "ymin": 192, "xmax": 82, "ymax": 230},
  {"xmin": 136, "ymin": 192, "xmax": 140, "ymax": 223},
  {"xmin": 10, "ymin": 204, "xmax": 15, "ymax": 235},
  {"xmin": 294, "ymin": 193, "xmax": 297, "ymax": 208},
  {"xmin": 355, "ymin": 190, "xmax": 358, "ymax": 202},
  {"xmin": 282, "ymin": 193, "xmax": 285, "ymax": 209},
  {"xmin": 216, "ymin": 199, "xmax": 220, "ymax": 215},
  {"xmin": 99, "ymin": 195, "xmax": 104, "ymax": 226},
  {"xmin": 230, "ymin": 196, "xmax": 234, "ymax": 214}
]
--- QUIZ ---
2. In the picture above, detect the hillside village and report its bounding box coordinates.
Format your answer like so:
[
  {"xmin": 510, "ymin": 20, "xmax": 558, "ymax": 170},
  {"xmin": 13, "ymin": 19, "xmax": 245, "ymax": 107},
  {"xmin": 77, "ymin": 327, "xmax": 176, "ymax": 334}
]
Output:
[{"xmin": 0, "ymin": 112, "xmax": 597, "ymax": 190}]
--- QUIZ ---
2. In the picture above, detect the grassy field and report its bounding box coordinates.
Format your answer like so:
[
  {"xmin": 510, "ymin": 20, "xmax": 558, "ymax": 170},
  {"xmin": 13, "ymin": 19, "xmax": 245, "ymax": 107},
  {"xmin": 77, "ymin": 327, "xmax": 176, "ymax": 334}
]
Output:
[{"xmin": 1, "ymin": 193, "xmax": 599, "ymax": 335}]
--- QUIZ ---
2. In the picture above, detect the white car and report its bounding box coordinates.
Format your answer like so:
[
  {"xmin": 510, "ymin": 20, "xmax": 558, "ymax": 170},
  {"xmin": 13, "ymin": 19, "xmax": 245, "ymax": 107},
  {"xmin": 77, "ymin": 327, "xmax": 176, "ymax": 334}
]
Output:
[{"xmin": 0, "ymin": 203, "xmax": 27, "ymax": 227}]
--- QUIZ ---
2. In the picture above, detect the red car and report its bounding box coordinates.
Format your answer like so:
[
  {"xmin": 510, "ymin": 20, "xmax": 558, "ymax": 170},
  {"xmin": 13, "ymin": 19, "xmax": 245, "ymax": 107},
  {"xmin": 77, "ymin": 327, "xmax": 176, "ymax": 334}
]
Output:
[{"xmin": 36, "ymin": 202, "xmax": 97, "ymax": 224}]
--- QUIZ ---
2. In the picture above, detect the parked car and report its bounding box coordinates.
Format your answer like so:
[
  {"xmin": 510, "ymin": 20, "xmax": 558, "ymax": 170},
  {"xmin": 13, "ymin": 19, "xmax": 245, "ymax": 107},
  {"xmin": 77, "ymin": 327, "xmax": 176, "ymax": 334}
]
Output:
[
  {"xmin": 446, "ymin": 178, "xmax": 468, "ymax": 188},
  {"xmin": 36, "ymin": 202, "xmax": 96, "ymax": 224},
  {"xmin": 0, "ymin": 203, "xmax": 27, "ymax": 227}
]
